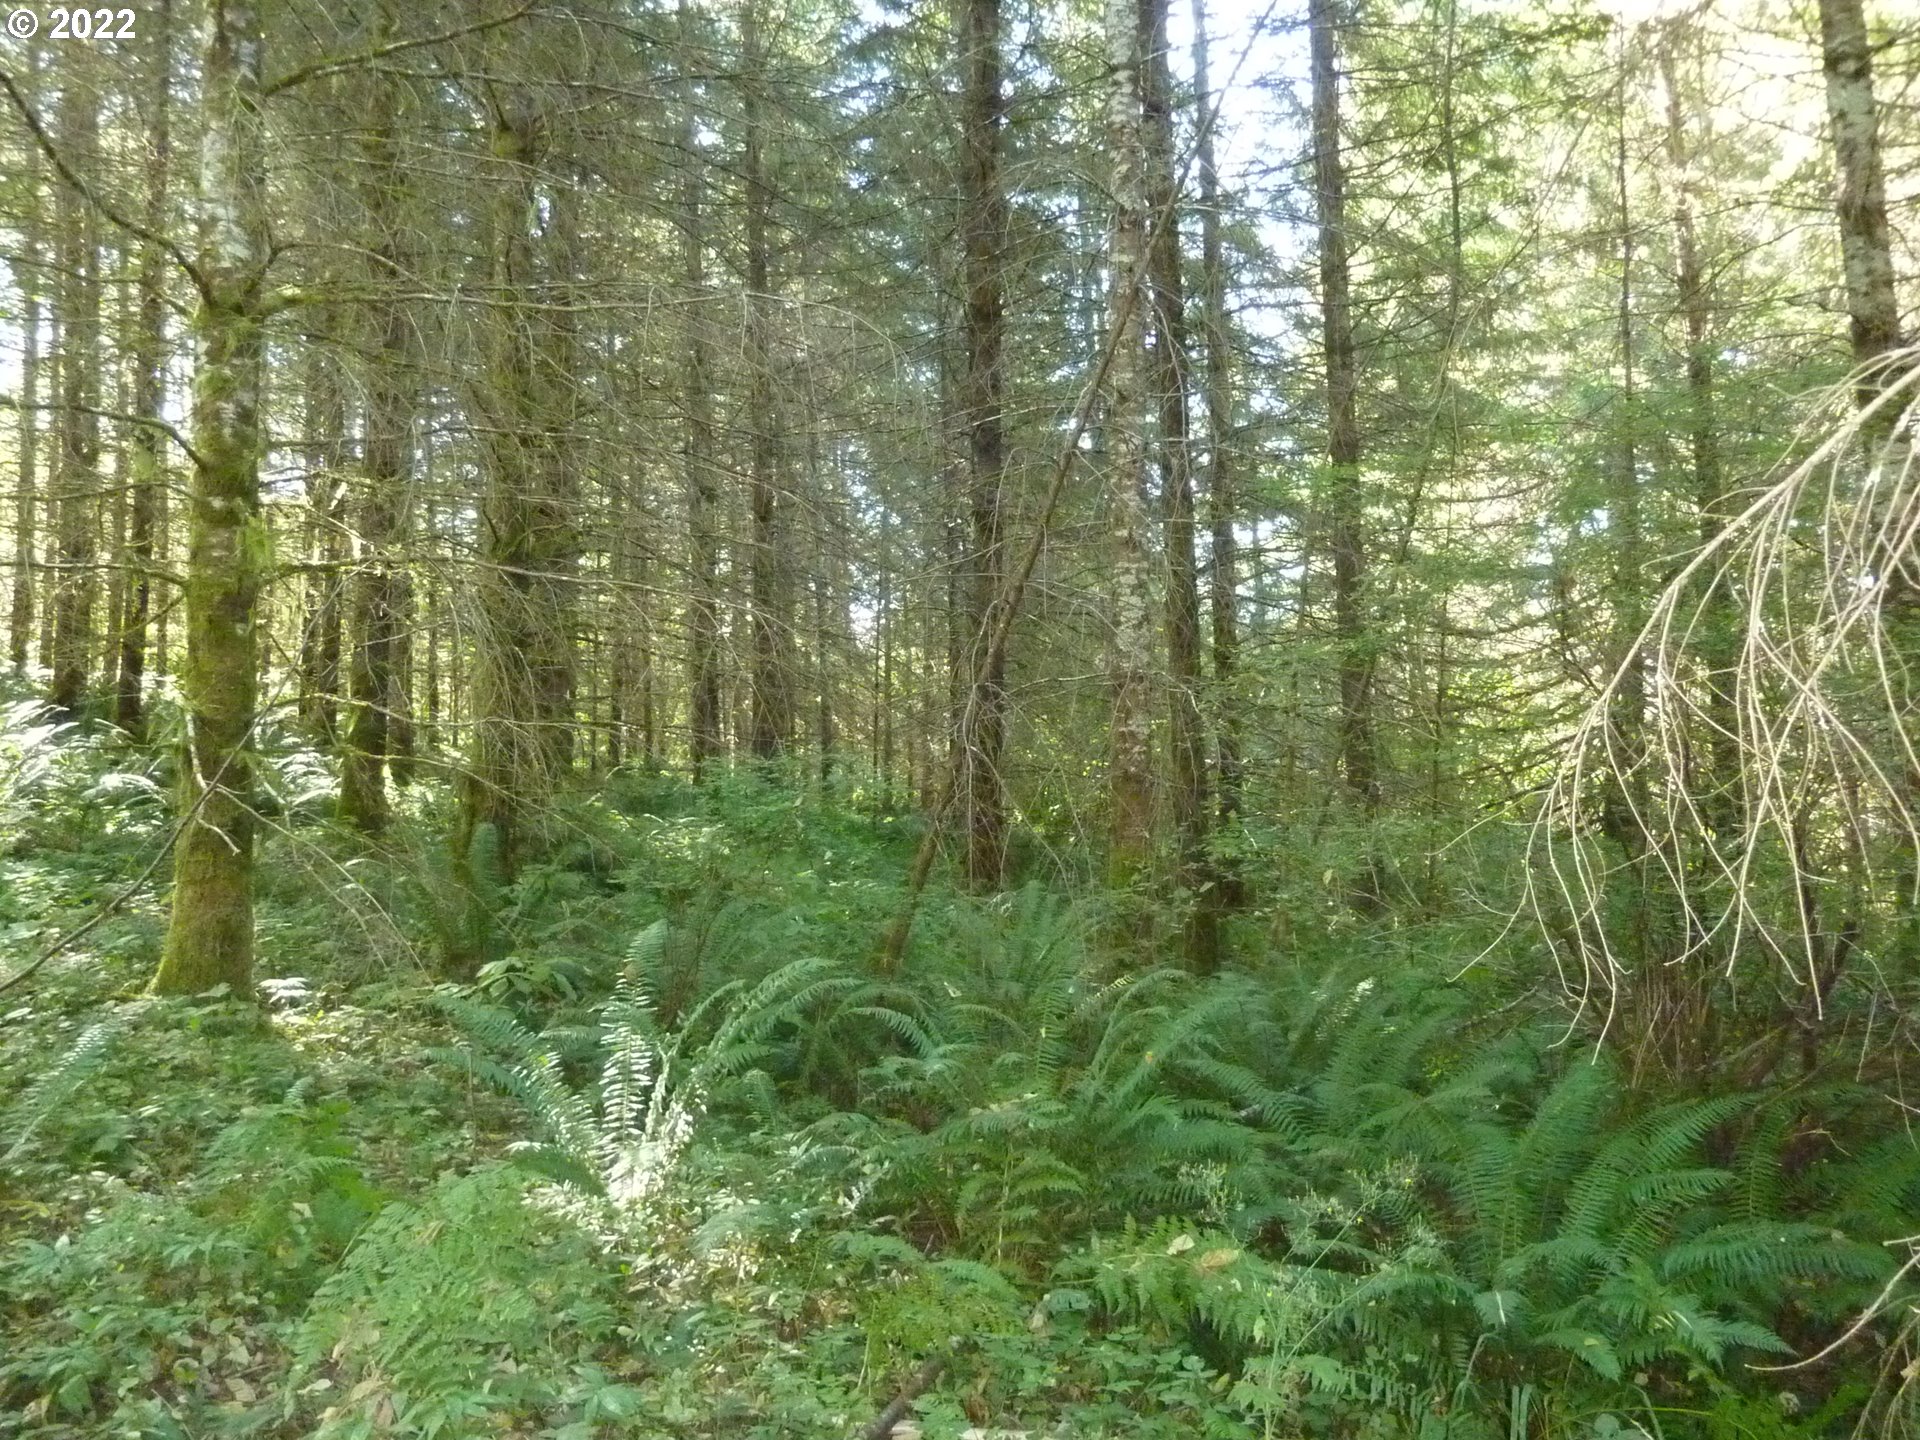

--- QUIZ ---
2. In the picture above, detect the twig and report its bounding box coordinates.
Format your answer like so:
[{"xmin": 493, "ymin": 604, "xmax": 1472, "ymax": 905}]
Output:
[
  {"xmin": 0, "ymin": 69, "xmax": 206, "ymax": 297},
  {"xmin": 858, "ymin": 1353, "xmax": 947, "ymax": 1440},
  {"xmin": 262, "ymin": 5, "xmax": 536, "ymax": 97}
]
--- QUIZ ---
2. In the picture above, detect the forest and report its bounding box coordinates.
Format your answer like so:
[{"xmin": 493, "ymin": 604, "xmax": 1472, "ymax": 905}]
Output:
[{"xmin": 0, "ymin": 0, "xmax": 1917, "ymax": 1434}]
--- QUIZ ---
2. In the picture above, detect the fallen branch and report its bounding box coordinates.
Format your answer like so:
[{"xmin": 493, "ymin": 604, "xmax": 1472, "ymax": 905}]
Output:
[{"xmin": 859, "ymin": 1353, "xmax": 947, "ymax": 1440}]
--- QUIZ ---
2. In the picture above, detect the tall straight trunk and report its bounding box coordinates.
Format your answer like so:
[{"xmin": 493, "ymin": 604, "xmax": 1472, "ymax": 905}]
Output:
[
  {"xmin": 340, "ymin": 41, "xmax": 417, "ymax": 834},
  {"xmin": 7, "ymin": 48, "xmax": 43, "ymax": 670},
  {"xmin": 1817, "ymin": 0, "xmax": 1904, "ymax": 410},
  {"xmin": 297, "ymin": 339, "xmax": 347, "ymax": 740},
  {"xmin": 1309, "ymin": 0, "xmax": 1380, "ymax": 902},
  {"xmin": 154, "ymin": 0, "xmax": 270, "ymax": 996},
  {"xmin": 1191, "ymin": 0, "xmax": 1241, "ymax": 858},
  {"xmin": 463, "ymin": 90, "xmax": 579, "ymax": 876},
  {"xmin": 681, "ymin": 0, "xmax": 724, "ymax": 779},
  {"xmin": 743, "ymin": 0, "xmax": 790, "ymax": 761},
  {"xmin": 1104, "ymin": 0, "xmax": 1155, "ymax": 890},
  {"xmin": 955, "ymin": 0, "xmax": 1010, "ymax": 887},
  {"xmin": 1658, "ymin": 30, "xmax": 1737, "ymax": 836},
  {"xmin": 1145, "ymin": 0, "xmax": 1215, "ymax": 968},
  {"xmin": 49, "ymin": 77, "xmax": 100, "ymax": 717},
  {"xmin": 1604, "ymin": 75, "xmax": 1649, "ymax": 862},
  {"xmin": 115, "ymin": 0, "xmax": 171, "ymax": 738}
]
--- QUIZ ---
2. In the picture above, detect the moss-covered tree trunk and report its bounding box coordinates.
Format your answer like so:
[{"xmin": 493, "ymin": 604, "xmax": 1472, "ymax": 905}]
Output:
[
  {"xmin": 153, "ymin": 0, "xmax": 270, "ymax": 997},
  {"xmin": 460, "ymin": 88, "xmax": 579, "ymax": 876}
]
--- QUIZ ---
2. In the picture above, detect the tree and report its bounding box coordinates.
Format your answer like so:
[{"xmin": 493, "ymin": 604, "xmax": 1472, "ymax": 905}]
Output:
[
  {"xmin": 460, "ymin": 82, "xmax": 581, "ymax": 875},
  {"xmin": 954, "ymin": 0, "xmax": 1011, "ymax": 888},
  {"xmin": 113, "ymin": 0, "xmax": 173, "ymax": 739},
  {"xmin": 1309, "ymin": 0, "xmax": 1379, "ymax": 900},
  {"xmin": 742, "ymin": 0, "xmax": 792, "ymax": 762},
  {"xmin": 339, "ymin": 22, "xmax": 419, "ymax": 835},
  {"xmin": 48, "ymin": 69, "xmax": 99, "ymax": 717},
  {"xmin": 1103, "ymin": 0, "xmax": 1155, "ymax": 892},
  {"xmin": 1144, "ymin": 0, "xmax": 1216, "ymax": 967},
  {"xmin": 153, "ymin": 0, "xmax": 275, "ymax": 996},
  {"xmin": 1816, "ymin": 0, "xmax": 1904, "ymax": 408}
]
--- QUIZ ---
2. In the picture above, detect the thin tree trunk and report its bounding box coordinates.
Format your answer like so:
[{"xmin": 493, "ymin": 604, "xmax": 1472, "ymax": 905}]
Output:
[
  {"xmin": 7, "ymin": 48, "xmax": 44, "ymax": 672},
  {"xmin": 1309, "ymin": 0, "xmax": 1379, "ymax": 904},
  {"xmin": 154, "ymin": 0, "xmax": 271, "ymax": 997},
  {"xmin": 955, "ymin": 0, "xmax": 1011, "ymax": 887},
  {"xmin": 1658, "ymin": 29, "xmax": 1738, "ymax": 838},
  {"xmin": 297, "ymin": 337, "xmax": 347, "ymax": 741},
  {"xmin": 1192, "ymin": 0, "xmax": 1241, "ymax": 879},
  {"xmin": 49, "ymin": 76, "xmax": 100, "ymax": 717},
  {"xmin": 1604, "ymin": 73, "xmax": 1649, "ymax": 868},
  {"xmin": 1145, "ymin": 0, "xmax": 1215, "ymax": 968},
  {"xmin": 743, "ymin": 0, "xmax": 790, "ymax": 762},
  {"xmin": 682, "ymin": 0, "xmax": 724, "ymax": 780},
  {"xmin": 114, "ymin": 0, "xmax": 171, "ymax": 738},
  {"xmin": 340, "ymin": 37, "xmax": 416, "ymax": 834},
  {"xmin": 1104, "ymin": 0, "xmax": 1155, "ymax": 893}
]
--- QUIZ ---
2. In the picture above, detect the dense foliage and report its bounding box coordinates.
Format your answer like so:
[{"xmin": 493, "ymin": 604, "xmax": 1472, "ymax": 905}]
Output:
[
  {"xmin": 2, "ymin": 0, "xmax": 1919, "ymax": 1434},
  {"xmin": 2, "ymin": 699, "xmax": 1916, "ymax": 1437}
]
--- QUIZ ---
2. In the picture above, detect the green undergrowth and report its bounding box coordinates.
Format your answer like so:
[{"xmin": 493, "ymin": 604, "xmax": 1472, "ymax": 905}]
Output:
[{"xmin": 2, "ymin": 722, "xmax": 1916, "ymax": 1438}]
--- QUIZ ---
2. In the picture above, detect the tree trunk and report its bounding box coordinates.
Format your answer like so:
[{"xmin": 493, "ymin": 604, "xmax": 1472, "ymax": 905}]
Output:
[
  {"xmin": 1104, "ymin": 0, "xmax": 1155, "ymax": 892},
  {"xmin": 462, "ymin": 88, "xmax": 579, "ymax": 876},
  {"xmin": 114, "ymin": 0, "xmax": 171, "ymax": 739},
  {"xmin": 954, "ymin": 0, "xmax": 1011, "ymax": 887},
  {"xmin": 681, "ymin": 0, "xmax": 724, "ymax": 780},
  {"xmin": 1658, "ymin": 28, "xmax": 1738, "ymax": 837},
  {"xmin": 1309, "ymin": 0, "xmax": 1380, "ymax": 903},
  {"xmin": 1191, "ymin": 0, "xmax": 1241, "ymax": 877},
  {"xmin": 9, "ymin": 58, "xmax": 43, "ymax": 673},
  {"xmin": 340, "ymin": 41, "xmax": 416, "ymax": 834},
  {"xmin": 297, "ymin": 337, "xmax": 347, "ymax": 741},
  {"xmin": 1145, "ymin": 0, "xmax": 1215, "ymax": 968},
  {"xmin": 154, "ymin": 0, "xmax": 270, "ymax": 997},
  {"xmin": 49, "ymin": 76, "xmax": 100, "ymax": 717},
  {"xmin": 743, "ymin": 0, "xmax": 791, "ymax": 762},
  {"xmin": 1816, "ymin": 0, "xmax": 1904, "ymax": 410}
]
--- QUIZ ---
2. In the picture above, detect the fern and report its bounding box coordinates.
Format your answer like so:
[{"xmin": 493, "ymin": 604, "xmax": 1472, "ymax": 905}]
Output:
[{"xmin": 3, "ymin": 1001, "xmax": 147, "ymax": 1161}]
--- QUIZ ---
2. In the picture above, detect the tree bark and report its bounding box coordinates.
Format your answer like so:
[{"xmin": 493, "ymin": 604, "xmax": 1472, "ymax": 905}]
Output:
[
  {"xmin": 154, "ymin": 0, "xmax": 271, "ymax": 997},
  {"xmin": 340, "ymin": 33, "xmax": 417, "ymax": 834},
  {"xmin": 48, "ymin": 74, "xmax": 100, "ymax": 717},
  {"xmin": 1191, "ymin": 0, "xmax": 1241, "ymax": 880},
  {"xmin": 114, "ymin": 0, "xmax": 171, "ymax": 739},
  {"xmin": 743, "ymin": 0, "xmax": 791, "ymax": 761},
  {"xmin": 1104, "ymin": 0, "xmax": 1156, "ymax": 892},
  {"xmin": 9, "ymin": 50, "xmax": 43, "ymax": 673},
  {"xmin": 1816, "ymin": 0, "xmax": 1904, "ymax": 410},
  {"xmin": 954, "ymin": 0, "xmax": 1011, "ymax": 888},
  {"xmin": 1309, "ymin": 0, "xmax": 1379, "ymax": 905},
  {"xmin": 1145, "ymin": 0, "xmax": 1216, "ymax": 968},
  {"xmin": 462, "ymin": 87, "xmax": 580, "ymax": 876},
  {"xmin": 681, "ymin": 0, "xmax": 724, "ymax": 780}
]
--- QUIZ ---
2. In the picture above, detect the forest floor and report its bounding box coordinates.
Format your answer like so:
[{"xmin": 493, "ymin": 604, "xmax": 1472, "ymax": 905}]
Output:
[{"xmin": 0, "ymin": 699, "xmax": 1913, "ymax": 1439}]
